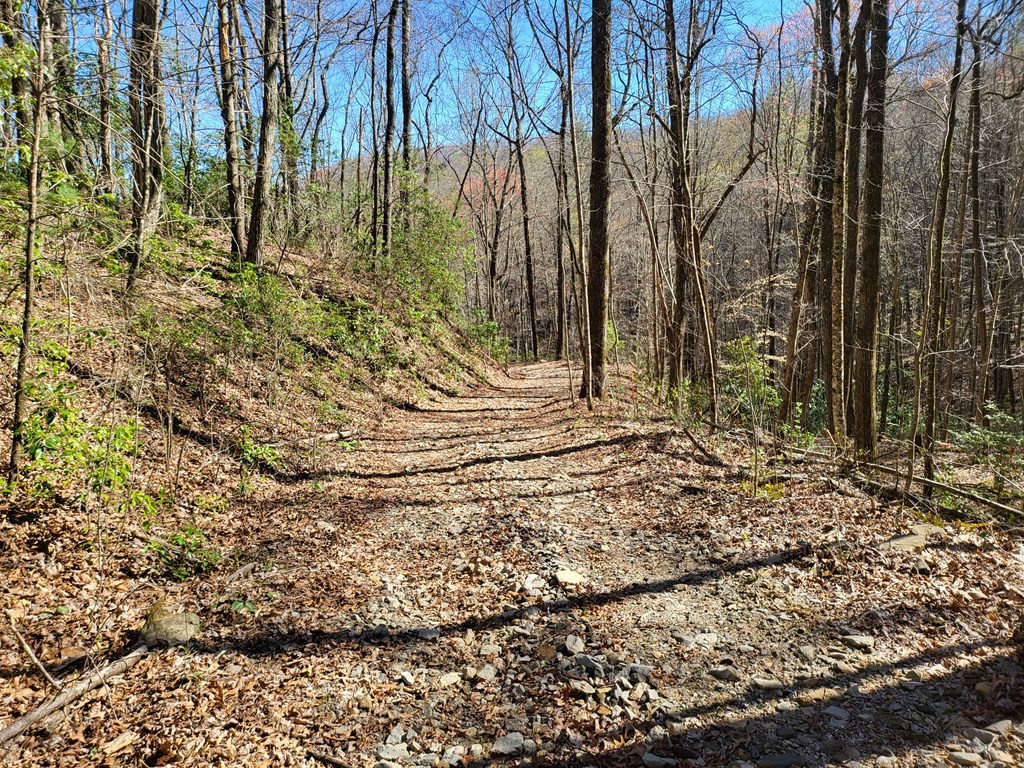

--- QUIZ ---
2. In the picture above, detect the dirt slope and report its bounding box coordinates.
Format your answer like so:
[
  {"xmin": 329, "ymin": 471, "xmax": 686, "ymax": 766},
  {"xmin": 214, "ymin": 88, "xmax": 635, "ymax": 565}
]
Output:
[{"xmin": 3, "ymin": 362, "xmax": 1024, "ymax": 768}]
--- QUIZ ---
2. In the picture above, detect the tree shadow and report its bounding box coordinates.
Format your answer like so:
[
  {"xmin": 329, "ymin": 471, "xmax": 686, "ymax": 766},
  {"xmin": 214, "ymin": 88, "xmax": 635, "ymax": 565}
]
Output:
[{"xmin": 272, "ymin": 432, "xmax": 667, "ymax": 483}]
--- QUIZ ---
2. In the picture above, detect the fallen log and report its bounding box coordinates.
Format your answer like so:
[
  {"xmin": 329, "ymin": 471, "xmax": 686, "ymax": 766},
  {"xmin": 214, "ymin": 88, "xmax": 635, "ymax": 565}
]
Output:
[{"xmin": 0, "ymin": 645, "xmax": 148, "ymax": 745}]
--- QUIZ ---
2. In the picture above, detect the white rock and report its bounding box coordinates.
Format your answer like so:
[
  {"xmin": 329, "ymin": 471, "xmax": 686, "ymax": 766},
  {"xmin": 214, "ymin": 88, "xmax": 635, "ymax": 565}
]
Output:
[
  {"xmin": 438, "ymin": 672, "xmax": 462, "ymax": 688},
  {"xmin": 555, "ymin": 569, "xmax": 585, "ymax": 586},
  {"xmin": 491, "ymin": 732, "xmax": 524, "ymax": 755}
]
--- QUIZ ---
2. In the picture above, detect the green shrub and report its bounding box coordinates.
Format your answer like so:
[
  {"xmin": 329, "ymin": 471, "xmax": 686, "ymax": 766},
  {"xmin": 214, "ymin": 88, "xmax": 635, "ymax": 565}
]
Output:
[
  {"xmin": 464, "ymin": 311, "xmax": 511, "ymax": 362},
  {"xmin": 721, "ymin": 336, "xmax": 780, "ymax": 427},
  {"xmin": 146, "ymin": 524, "xmax": 220, "ymax": 580},
  {"xmin": 953, "ymin": 405, "xmax": 1024, "ymax": 494}
]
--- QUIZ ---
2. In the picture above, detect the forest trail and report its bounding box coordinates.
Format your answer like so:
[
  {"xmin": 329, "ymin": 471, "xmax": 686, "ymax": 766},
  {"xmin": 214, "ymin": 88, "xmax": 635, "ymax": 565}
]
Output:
[{"xmin": 5, "ymin": 363, "xmax": 1024, "ymax": 767}]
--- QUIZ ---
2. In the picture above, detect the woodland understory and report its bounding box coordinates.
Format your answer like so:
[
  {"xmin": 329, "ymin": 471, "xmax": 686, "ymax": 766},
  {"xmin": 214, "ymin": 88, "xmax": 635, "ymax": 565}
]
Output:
[{"xmin": 3, "ymin": 0, "xmax": 1024, "ymax": 764}]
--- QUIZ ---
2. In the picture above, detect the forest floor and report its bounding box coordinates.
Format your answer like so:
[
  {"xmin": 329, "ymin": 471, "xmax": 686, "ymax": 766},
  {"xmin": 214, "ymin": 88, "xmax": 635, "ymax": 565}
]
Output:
[{"xmin": 3, "ymin": 361, "xmax": 1024, "ymax": 768}]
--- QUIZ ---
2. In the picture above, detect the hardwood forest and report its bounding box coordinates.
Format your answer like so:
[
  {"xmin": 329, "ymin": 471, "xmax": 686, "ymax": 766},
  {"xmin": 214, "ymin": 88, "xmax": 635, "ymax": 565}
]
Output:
[{"xmin": 2, "ymin": 0, "xmax": 1024, "ymax": 766}]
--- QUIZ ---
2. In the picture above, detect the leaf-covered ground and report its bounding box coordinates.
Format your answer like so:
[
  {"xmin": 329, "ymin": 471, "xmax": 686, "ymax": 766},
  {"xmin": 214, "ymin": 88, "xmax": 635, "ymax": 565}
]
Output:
[{"xmin": 3, "ymin": 362, "xmax": 1024, "ymax": 768}]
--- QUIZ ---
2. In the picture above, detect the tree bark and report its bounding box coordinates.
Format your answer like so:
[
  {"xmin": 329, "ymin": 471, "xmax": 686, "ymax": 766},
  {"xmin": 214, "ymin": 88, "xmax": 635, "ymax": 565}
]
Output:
[
  {"xmin": 8, "ymin": 14, "xmax": 46, "ymax": 483},
  {"xmin": 217, "ymin": 0, "xmax": 247, "ymax": 262},
  {"xmin": 912, "ymin": 0, "xmax": 967, "ymax": 485},
  {"xmin": 582, "ymin": 0, "xmax": 611, "ymax": 399},
  {"xmin": 852, "ymin": 0, "xmax": 887, "ymax": 458},
  {"xmin": 382, "ymin": 0, "xmax": 399, "ymax": 260},
  {"xmin": 126, "ymin": 0, "xmax": 165, "ymax": 291},
  {"xmin": 245, "ymin": 0, "xmax": 282, "ymax": 268}
]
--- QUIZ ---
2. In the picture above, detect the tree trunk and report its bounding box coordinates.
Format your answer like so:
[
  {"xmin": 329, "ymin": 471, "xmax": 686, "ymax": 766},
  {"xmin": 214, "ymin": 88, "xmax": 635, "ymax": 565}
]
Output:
[
  {"xmin": 245, "ymin": 0, "xmax": 281, "ymax": 268},
  {"xmin": 9, "ymin": 8, "xmax": 46, "ymax": 483},
  {"xmin": 96, "ymin": 0, "xmax": 115, "ymax": 193},
  {"xmin": 126, "ymin": 0, "xmax": 165, "ymax": 291},
  {"xmin": 382, "ymin": 0, "xmax": 399, "ymax": 260},
  {"xmin": 969, "ymin": 40, "xmax": 990, "ymax": 423},
  {"xmin": 852, "ymin": 0, "xmax": 887, "ymax": 458},
  {"xmin": 582, "ymin": 0, "xmax": 611, "ymax": 399},
  {"xmin": 401, "ymin": 0, "xmax": 412, "ymax": 174},
  {"xmin": 913, "ymin": 0, "xmax": 967, "ymax": 485},
  {"xmin": 506, "ymin": 19, "xmax": 539, "ymax": 359},
  {"xmin": 217, "ymin": 0, "xmax": 247, "ymax": 262}
]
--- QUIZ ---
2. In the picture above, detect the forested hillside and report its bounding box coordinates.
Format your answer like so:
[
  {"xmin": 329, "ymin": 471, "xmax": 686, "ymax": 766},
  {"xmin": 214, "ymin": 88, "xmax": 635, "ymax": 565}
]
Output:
[{"xmin": 2, "ymin": 0, "xmax": 1024, "ymax": 765}]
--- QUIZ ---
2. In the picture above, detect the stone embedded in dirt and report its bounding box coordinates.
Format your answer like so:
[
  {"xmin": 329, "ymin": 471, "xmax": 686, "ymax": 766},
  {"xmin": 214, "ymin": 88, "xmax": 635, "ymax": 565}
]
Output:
[
  {"xmin": 376, "ymin": 743, "xmax": 409, "ymax": 760},
  {"xmin": 882, "ymin": 534, "xmax": 927, "ymax": 552},
  {"xmin": 416, "ymin": 628, "xmax": 440, "ymax": 641},
  {"xmin": 709, "ymin": 666, "xmax": 741, "ymax": 682},
  {"xmin": 441, "ymin": 746, "xmax": 465, "ymax": 765},
  {"xmin": 438, "ymin": 672, "xmax": 462, "ymax": 688},
  {"xmin": 141, "ymin": 608, "xmax": 201, "ymax": 646},
  {"xmin": 962, "ymin": 728, "xmax": 996, "ymax": 745},
  {"xmin": 385, "ymin": 726, "xmax": 405, "ymax": 745},
  {"xmin": 798, "ymin": 645, "xmax": 817, "ymax": 661},
  {"xmin": 984, "ymin": 720, "xmax": 1013, "ymax": 737},
  {"xmin": 642, "ymin": 753, "xmax": 678, "ymax": 768},
  {"xmin": 824, "ymin": 705, "xmax": 850, "ymax": 720},
  {"xmin": 756, "ymin": 752, "xmax": 804, "ymax": 768},
  {"xmin": 523, "ymin": 574, "xmax": 546, "ymax": 591},
  {"xmin": 564, "ymin": 635, "xmax": 585, "ymax": 654},
  {"xmin": 753, "ymin": 677, "xmax": 784, "ymax": 690},
  {"xmin": 912, "ymin": 523, "xmax": 946, "ymax": 538},
  {"xmin": 399, "ymin": 670, "xmax": 416, "ymax": 685},
  {"xmin": 695, "ymin": 633, "xmax": 718, "ymax": 650},
  {"xmin": 479, "ymin": 644, "xmax": 501, "ymax": 656},
  {"xmin": 477, "ymin": 664, "xmax": 497, "ymax": 682},
  {"xmin": 570, "ymin": 679, "xmax": 596, "ymax": 696},
  {"xmin": 840, "ymin": 634, "xmax": 875, "ymax": 651},
  {"xmin": 576, "ymin": 654, "xmax": 603, "ymax": 674},
  {"xmin": 555, "ymin": 569, "xmax": 585, "ymax": 586},
  {"xmin": 491, "ymin": 732, "xmax": 524, "ymax": 755},
  {"xmin": 947, "ymin": 752, "xmax": 983, "ymax": 766},
  {"xmin": 671, "ymin": 631, "xmax": 696, "ymax": 647}
]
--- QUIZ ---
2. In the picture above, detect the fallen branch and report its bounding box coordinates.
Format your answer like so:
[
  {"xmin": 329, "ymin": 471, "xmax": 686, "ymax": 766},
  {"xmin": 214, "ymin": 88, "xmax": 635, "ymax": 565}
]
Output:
[
  {"xmin": 0, "ymin": 645, "xmax": 148, "ymax": 745},
  {"xmin": 859, "ymin": 462, "xmax": 1021, "ymax": 519},
  {"xmin": 674, "ymin": 423, "xmax": 727, "ymax": 467},
  {"xmin": 6, "ymin": 612, "xmax": 61, "ymax": 691}
]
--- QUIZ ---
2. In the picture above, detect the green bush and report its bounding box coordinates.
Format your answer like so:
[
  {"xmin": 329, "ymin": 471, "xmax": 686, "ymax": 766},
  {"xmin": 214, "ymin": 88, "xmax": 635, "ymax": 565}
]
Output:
[
  {"xmin": 378, "ymin": 173, "xmax": 470, "ymax": 314},
  {"xmin": 720, "ymin": 336, "xmax": 780, "ymax": 427},
  {"xmin": 464, "ymin": 310, "xmax": 511, "ymax": 362},
  {"xmin": 146, "ymin": 524, "xmax": 220, "ymax": 580},
  {"xmin": 954, "ymin": 405, "xmax": 1024, "ymax": 494}
]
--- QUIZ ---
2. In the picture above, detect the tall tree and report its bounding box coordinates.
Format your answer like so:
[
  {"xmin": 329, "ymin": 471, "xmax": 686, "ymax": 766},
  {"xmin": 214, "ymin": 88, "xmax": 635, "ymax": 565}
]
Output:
[
  {"xmin": 217, "ymin": 0, "xmax": 247, "ymax": 262},
  {"xmin": 246, "ymin": 0, "xmax": 282, "ymax": 267},
  {"xmin": 910, "ymin": 0, "xmax": 968, "ymax": 485},
  {"xmin": 582, "ymin": 0, "xmax": 612, "ymax": 399},
  {"xmin": 126, "ymin": 0, "xmax": 165, "ymax": 291},
  {"xmin": 852, "ymin": 0, "xmax": 888, "ymax": 457},
  {"xmin": 8, "ymin": 0, "xmax": 47, "ymax": 483},
  {"xmin": 382, "ymin": 0, "xmax": 399, "ymax": 259}
]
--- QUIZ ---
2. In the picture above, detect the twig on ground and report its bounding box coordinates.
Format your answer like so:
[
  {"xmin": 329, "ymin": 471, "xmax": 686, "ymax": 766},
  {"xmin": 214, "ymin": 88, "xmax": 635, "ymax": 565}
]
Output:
[
  {"xmin": 676, "ymin": 424, "xmax": 728, "ymax": 466},
  {"xmin": 6, "ymin": 612, "xmax": 61, "ymax": 691},
  {"xmin": 307, "ymin": 748, "xmax": 353, "ymax": 767},
  {"xmin": 0, "ymin": 645, "xmax": 148, "ymax": 745}
]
